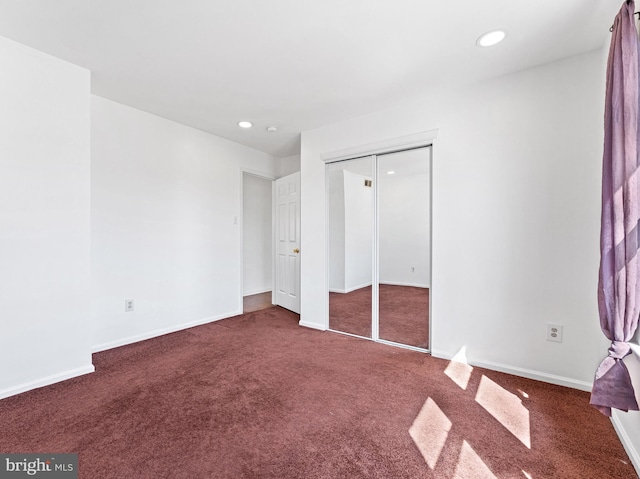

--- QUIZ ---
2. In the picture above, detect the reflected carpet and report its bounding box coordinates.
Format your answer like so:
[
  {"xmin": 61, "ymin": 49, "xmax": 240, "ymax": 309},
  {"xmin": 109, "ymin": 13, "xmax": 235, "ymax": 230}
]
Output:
[{"xmin": 329, "ymin": 284, "xmax": 429, "ymax": 348}]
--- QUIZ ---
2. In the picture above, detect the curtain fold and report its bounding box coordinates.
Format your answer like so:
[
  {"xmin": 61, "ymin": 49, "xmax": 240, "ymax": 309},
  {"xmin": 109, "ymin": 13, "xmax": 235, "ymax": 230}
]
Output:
[{"xmin": 590, "ymin": 0, "xmax": 640, "ymax": 417}]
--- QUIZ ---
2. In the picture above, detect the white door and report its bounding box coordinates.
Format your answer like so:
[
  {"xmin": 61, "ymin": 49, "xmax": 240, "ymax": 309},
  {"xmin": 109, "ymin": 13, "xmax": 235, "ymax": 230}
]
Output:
[{"xmin": 274, "ymin": 172, "xmax": 301, "ymax": 313}]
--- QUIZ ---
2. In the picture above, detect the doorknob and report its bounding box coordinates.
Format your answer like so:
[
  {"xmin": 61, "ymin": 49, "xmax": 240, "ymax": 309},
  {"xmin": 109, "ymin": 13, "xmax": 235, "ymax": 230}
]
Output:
[{"xmin": 293, "ymin": 248, "xmax": 300, "ymax": 254}]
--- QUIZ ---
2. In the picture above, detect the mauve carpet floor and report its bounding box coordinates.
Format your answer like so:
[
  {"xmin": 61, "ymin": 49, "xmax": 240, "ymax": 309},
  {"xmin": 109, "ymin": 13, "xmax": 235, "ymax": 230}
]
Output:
[
  {"xmin": 0, "ymin": 307, "xmax": 636, "ymax": 478},
  {"xmin": 330, "ymin": 285, "xmax": 429, "ymax": 348}
]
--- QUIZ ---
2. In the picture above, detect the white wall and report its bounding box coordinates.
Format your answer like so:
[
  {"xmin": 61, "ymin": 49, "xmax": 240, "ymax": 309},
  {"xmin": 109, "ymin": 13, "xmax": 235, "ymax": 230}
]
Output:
[
  {"xmin": 91, "ymin": 96, "xmax": 277, "ymax": 351},
  {"xmin": 243, "ymin": 174, "xmax": 273, "ymax": 296},
  {"xmin": 379, "ymin": 170, "xmax": 430, "ymax": 287},
  {"xmin": 328, "ymin": 169, "xmax": 373, "ymax": 293},
  {"xmin": 0, "ymin": 36, "xmax": 93, "ymax": 398},
  {"xmin": 301, "ymin": 49, "xmax": 610, "ymax": 390},
  {"xmin": 278, "ymin": 154, "xmax": 301, "ymax": 177},
  {"xmin": 343, "ymin": 170, "xmax": 373, "ymax": 292}
]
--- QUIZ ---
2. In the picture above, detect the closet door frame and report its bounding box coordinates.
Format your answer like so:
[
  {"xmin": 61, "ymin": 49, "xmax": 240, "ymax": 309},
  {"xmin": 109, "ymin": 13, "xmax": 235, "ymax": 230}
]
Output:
[{"xmin": 322, "ymin": 129, "xmax": 437, "ymax": 353}]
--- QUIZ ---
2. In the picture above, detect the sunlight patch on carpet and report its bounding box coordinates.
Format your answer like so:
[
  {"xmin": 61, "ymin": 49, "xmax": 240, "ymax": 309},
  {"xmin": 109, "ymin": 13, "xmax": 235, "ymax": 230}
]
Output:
[
  {"xmin": 452, "ymin": 441, "xmax": 497, "ymax": 479},
  {"xmin": 444, "ymin": 347, "xmax": 473, "ymax": 390},
  {"xmin": 475, "ymin": 375, "xmax": 531, "ymax": 449},
  {"xmin": 409, "ymin": 397, "xmax": 452, "ymax": 469}
]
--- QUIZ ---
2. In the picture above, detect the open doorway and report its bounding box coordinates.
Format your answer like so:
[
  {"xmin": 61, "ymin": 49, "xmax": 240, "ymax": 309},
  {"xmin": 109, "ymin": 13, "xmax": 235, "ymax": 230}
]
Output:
[{"xmin": 242, "ymin": 172, "xmax": 274, "ymax": 313}]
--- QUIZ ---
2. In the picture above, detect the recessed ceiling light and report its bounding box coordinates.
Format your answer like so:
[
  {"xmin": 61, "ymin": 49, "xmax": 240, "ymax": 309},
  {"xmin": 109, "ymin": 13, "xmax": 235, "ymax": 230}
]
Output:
[
  {"xmin": 238, "ymin": 121, "xmax": 253, "ymax": 128},
  {"xmin": 266, "ymin": 125, "xmax": 278, "ymax": 132},
  {"xmin": 386, "ymin": 171, "xmax": 395, "ymax": 175},
  {"xmin": 476, "ymin": 30, "xmax": 507, "ymax": 47}
]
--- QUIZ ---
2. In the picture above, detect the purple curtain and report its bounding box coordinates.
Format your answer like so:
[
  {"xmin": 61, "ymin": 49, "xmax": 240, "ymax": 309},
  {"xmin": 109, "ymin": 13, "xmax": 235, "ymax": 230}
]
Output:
[{"xmin": 591, "ymin": 0, "xmax": 640, "ymax": 417}]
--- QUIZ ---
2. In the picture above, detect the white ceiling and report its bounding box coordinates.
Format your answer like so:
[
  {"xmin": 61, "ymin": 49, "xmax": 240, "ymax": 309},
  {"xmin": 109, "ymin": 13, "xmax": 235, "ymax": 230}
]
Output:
[{"xmin": 0, "ymin": 0, "xmax": 620, "ymax": 158}]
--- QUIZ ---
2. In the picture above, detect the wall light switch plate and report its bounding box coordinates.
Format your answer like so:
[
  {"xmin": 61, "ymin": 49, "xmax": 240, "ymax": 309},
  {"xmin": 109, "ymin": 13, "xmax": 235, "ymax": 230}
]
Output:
[{"xmin": 546, "ymin": 323, "xmax": 563, "ymax": 343}]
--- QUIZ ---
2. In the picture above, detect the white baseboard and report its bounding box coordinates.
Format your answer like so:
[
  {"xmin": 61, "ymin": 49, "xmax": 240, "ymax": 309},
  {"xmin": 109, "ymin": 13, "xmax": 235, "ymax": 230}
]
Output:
[
  {"xmin": 379, "ymin": 281, "xmax": 430, "ymax": 288},
  {"xmin": 431, "ymin": 350, "xmax": 592, "ymax": 392},
  {"xmin": 299, "ymin": 320, "xmax": 326, "ymax": 331},
  {"xmin": 611, "ymin": 412, "xmax": 640, "ymax": 477},
  {"xmin": 330, "ymin": 281, "xmax": 429, "ymax": 292},
  {"xmin": 346, "ymin": 282, "xmax": 371, "ymax": 293},
  {"xmin": 0, "ymin": 364, "xmax": 95, "ymax": 400},
  {"xmin": 243, "ymin": 288, "xmax": 272, "ymax": 296},
  {"xmin": 329, "ymin": 282, "xmax": 372, "ymax": 294},
  {"xmin": 92, "ymin": 310, "xmax": 242, "ymax": 353}
]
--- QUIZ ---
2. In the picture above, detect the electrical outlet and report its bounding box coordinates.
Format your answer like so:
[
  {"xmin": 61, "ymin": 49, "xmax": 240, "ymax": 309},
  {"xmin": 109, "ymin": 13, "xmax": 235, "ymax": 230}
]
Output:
[
  {"xmin": 125, "ymin": 299, "xmax": 134, "ymax": 312},
  {"xmin": 546, "ymin": 323, "xmax": 563, "ymax": 343},
  {"xmin": 411, "ymin": 266, "xmax": 415, "ymax": 272}
]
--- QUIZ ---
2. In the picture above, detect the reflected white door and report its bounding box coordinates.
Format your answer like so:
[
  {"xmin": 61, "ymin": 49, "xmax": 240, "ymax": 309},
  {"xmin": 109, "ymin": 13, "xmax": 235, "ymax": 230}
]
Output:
[{"xmin": 275, "ymin": 172, "xmax": 301, "ymax": 313}]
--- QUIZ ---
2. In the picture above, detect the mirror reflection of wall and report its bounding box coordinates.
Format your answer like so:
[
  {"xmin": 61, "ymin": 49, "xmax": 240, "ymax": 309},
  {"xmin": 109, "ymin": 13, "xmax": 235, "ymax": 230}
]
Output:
[
  {"xmin": 378, "ymin": 148, "xmax": 430, "ymax": 349},
  {"xmin": 326, "ymin": 147, "xmax": 431, "ymax": 350},
  {"xmin": 328, "ymin": 157, "xmax": 373, "ymax": 338}
]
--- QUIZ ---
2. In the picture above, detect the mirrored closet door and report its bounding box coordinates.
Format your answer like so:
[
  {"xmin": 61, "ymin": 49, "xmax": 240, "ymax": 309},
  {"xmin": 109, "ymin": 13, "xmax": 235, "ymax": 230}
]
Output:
[
  {"xmin": 377, "ymin": 148, "xmax": 430, "ymax": 349},
  {"xmin": 327, "ymin": 156, "xmax": 374, "ymax": 338},
  {"xmin": 326, "ymin": 147, "xmax": 431, "ymax": 350}
]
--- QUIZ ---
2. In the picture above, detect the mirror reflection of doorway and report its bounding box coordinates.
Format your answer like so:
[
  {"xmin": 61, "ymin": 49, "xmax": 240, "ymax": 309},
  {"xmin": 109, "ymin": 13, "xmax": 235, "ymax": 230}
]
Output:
[{"xmin": 326, "ymin": 147, "xmax": 431, "ymax": 351}]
